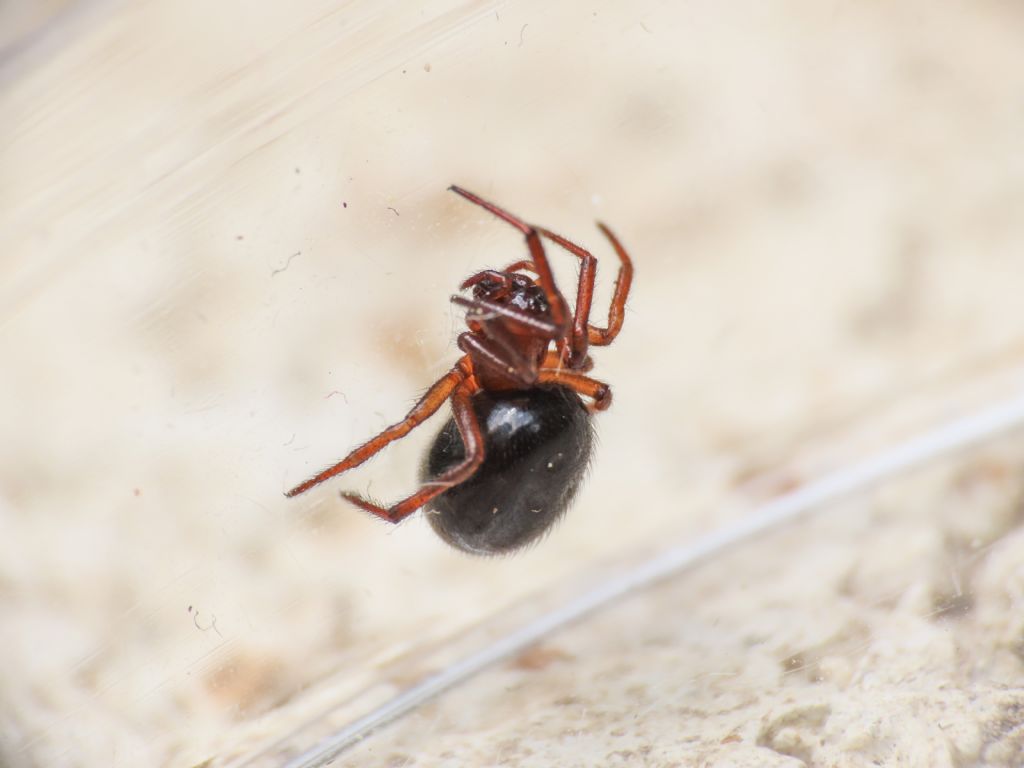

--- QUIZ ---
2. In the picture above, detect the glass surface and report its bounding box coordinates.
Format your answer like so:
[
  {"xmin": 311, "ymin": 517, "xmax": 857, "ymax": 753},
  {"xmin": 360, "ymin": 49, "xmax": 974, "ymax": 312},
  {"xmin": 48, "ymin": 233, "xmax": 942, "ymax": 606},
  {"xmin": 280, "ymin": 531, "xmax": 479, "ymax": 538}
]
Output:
[{"xmin": 3, "ymin": 1, "xmax": 1024, "ymax": 765}]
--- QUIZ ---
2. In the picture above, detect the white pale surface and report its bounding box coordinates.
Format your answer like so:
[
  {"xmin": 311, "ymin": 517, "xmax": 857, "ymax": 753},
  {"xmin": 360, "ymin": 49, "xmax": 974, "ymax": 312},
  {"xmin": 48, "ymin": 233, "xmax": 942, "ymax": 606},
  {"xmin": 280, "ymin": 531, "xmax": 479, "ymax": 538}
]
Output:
[{"xmin": 2, "ymin": 1, "xmax": 1024, "ymax": 766}]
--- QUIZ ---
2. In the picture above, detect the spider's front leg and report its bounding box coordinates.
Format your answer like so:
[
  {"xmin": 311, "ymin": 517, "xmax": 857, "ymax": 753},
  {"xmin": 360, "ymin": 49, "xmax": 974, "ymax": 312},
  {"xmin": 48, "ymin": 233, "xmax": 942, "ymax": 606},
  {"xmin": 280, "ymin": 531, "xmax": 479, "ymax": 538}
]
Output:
[
  {"xmin": 341, "ymin": 381, "xmax": 485, "ymax": 523},
  {"xmin": 449, "ymin": 185, "xmax": 571, "ymax": 340},
  {"xmin": 541, "ymin": 348, "xmax": 593, "ymax": 372}
]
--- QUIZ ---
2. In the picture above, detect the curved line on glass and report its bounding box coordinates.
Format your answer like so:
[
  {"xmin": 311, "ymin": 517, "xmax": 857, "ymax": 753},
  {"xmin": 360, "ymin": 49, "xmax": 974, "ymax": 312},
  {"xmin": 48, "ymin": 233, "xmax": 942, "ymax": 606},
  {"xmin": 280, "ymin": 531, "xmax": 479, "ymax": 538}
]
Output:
[{"xmin": 280, "ymin": 390, "xmax": 1024, "ymax": 768}]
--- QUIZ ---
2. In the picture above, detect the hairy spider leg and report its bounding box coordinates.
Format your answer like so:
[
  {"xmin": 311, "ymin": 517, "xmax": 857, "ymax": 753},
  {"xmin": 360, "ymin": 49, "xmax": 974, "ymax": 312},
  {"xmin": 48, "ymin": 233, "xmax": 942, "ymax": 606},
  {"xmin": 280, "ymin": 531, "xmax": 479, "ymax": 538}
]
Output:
[
  {"xmin": 285, "ymin": 360, "xmax": 470, "ymax": 497},
  {"xmin": 500, "ymin": 259, "xmax": 536, "ymax": 274},
  {"xmin": 342, "ymin": 380, "xmax": 484, "ymax": 522},
  {"xmin": 537, "ymin": 368, "xmax": 612, "ymax": 412},
  {"xmin": 539, "ymin": 223, "xmax": 634, "ymax": 366},
  {"xmin": 541, "ymin": 348, "xmax": 593, "ymax": 373},
  {"xmin": 536, "ymin": 228, "xmax": 594, "ymax": 367},
  {"xmin": 589, "ymin": 223, "xmax": 634, "ymax": 346},
  {"xmin": 448, "ymin": 185, "xmax": 570, "ymax": 338}
]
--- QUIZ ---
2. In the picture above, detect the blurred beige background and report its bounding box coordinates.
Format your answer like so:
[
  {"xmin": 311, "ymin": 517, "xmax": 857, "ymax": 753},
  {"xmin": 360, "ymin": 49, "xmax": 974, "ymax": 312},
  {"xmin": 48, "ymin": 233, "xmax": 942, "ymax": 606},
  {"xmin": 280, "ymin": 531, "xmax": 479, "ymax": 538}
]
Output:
[{"xmin": 3, "ymin": 0, "xmax": 1024, "ymax": 766}]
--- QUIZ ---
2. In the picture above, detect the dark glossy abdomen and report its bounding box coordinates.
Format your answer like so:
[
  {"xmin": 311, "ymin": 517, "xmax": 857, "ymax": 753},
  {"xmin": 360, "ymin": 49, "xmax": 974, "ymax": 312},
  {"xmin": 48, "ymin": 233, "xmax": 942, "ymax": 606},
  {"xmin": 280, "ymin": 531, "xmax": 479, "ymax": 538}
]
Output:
[{"xmin": 421, "ymin": 385, "xmax": 593, "ymax": 555}]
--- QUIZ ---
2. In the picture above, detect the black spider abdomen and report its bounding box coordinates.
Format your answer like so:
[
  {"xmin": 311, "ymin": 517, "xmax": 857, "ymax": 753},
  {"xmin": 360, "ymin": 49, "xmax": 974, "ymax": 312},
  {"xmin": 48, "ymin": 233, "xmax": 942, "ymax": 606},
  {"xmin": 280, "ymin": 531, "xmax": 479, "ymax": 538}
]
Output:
[{"xmin": 421, "ymin": 385, "xmax": 593, "ymax": 555}]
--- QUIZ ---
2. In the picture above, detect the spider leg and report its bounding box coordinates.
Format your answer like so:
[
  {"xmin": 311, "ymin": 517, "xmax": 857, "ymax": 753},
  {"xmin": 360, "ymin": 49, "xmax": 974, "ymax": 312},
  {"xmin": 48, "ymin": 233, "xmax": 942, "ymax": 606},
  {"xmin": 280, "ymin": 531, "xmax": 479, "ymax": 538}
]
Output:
[
  {"xmin": 541, "ymin": 348, "xmax": 593, "ymax": 373},
  {"xmin": 449, "ymin": 185, "xmax": 570, "ymax": 337},
  {"xmin": 450, "ymin": 185, "xmax": 533, "ymax": 234},
  {"xmin": 537, "ymin": 228, "xmax": 596, "ymax": 368},
  {"xmin": 501, "ymin": 259, "xmax": 535, "ymax": 274},
  {"xmin": 451, "ymin": 295, "xmax": 561, "ymax": 338},
  {"xmin": 537, "ymin": 368, "xmax": 612, "ymax": 412},
  {"xmin": 588, "ymin": 223, "xmax": 634, "ymax": 346},
  {"xmin": 285, "ymin": 359, "xmax": 470, "ymax": 497},
  {"xmin": 540, "ymin": 222, "xmax": 634, "ymax": 359},
  {"xmin": 341, "ymin": 380, "xmax": 484, "ymax": 523}
]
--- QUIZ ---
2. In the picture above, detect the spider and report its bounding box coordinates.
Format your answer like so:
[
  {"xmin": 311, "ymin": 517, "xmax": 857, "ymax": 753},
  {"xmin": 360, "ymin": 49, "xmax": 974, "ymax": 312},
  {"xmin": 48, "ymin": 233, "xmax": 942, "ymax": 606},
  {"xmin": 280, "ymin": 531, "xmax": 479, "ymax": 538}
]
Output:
[{"xmin": 286, "ymin": 186, "xmax": 633, "ymax": 555}]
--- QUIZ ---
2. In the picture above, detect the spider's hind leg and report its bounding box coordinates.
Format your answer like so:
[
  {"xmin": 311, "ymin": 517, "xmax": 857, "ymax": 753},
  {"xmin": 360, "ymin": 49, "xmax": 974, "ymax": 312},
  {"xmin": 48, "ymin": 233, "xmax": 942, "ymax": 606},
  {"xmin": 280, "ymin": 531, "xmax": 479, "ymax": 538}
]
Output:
[
  {"xmin": 284, "ymin": 359, "xmax": 470, "ymax": 498},
  {"xmin": 341, "ymin": 380, "xmax": 484, "ymax": 522}
]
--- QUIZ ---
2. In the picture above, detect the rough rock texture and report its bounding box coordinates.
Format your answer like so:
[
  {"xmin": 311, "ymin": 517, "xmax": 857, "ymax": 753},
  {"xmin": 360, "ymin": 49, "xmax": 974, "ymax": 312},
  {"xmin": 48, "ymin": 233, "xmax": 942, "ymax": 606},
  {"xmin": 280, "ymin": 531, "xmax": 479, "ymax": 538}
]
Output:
[
  {"xmin": 2, "ymin": 0, "xmax": 1024, "ymax": 766},
  {"xmin": 340, "ymin": 442, "xmax": 1024, "ymax": 766}
]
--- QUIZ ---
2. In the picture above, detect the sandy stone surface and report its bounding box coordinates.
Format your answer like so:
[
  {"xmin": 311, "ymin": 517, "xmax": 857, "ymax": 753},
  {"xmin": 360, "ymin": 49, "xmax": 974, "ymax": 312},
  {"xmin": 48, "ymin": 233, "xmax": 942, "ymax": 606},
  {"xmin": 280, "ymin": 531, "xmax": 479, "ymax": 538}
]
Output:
[
  {"xmin": 2, "ymin": 0, "xmax": 1024, "ymax": 766},
  {"xmin": 339, "ymin": 436, "xmax": 1024, "ymax": 767}
]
